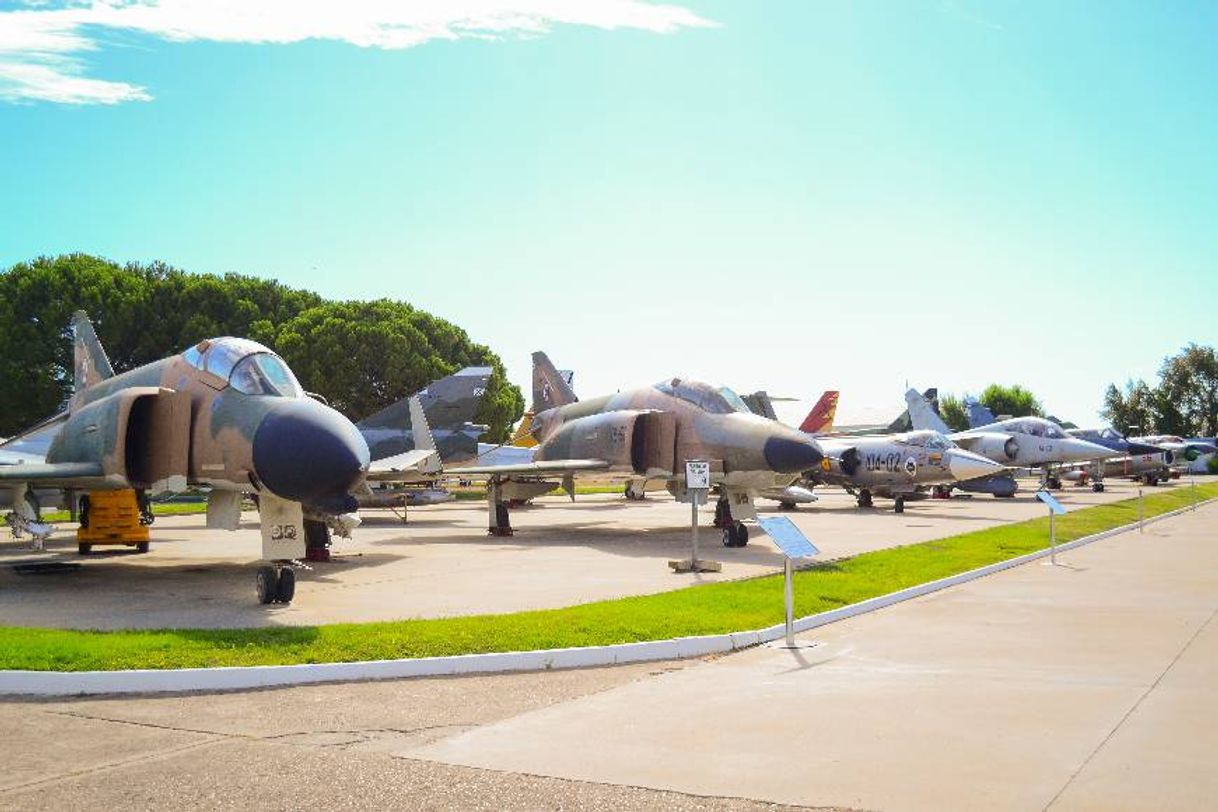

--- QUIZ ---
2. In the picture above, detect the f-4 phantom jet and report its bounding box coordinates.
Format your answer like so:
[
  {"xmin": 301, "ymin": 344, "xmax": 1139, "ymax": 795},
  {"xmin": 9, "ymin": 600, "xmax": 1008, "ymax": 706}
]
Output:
[
  {"xmin": 446, "ymin": 352, "xmax": 825, "ymax": 547},
  {"xmin": 0, "ymin": 312, "xmax": 434, "ymax": 604}
]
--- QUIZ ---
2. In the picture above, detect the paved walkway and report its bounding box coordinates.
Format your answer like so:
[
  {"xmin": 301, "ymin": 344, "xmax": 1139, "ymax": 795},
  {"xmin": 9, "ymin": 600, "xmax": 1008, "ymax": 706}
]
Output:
[{"xmin": 409, "ymin": 501, "xmax": 1218, "ymax": 811}]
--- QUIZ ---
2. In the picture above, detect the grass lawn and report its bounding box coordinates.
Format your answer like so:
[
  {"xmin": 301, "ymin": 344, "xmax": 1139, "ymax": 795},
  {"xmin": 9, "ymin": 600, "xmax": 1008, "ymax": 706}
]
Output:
[{"xmin": 1, "ymin": 482, "xmax": 1213, "ymax": 672}]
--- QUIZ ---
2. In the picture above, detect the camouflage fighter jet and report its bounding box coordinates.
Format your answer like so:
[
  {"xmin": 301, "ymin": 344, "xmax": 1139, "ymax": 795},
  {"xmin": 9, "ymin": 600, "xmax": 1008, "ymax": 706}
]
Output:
[
  {"xmin": 0, "ymin": 312, "xmax": 433, "ymax": 604},
  {"xmin": 445, "ymin": 352, "xmax": 825, "ymax": 547},
  {"xmin": 905, "ymin": 388, "xmax": 1113, "ymax": 491}
]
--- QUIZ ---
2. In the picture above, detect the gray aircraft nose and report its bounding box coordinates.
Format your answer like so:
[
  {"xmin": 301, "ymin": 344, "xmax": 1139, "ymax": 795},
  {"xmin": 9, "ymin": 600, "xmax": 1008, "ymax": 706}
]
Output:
[
  {"xmin": 1059, "ymin": 437, "xmax": 1115, "ymax": 463},
  {"xmin": 764, "ymin": 435, "xmax": 824, "ymax": 473},
  {"xmin": 948, "ymin": 449, "xmax": 1004, "ymax": 482},
  {"xmin": 253, "ymin": 398, "xmax": 371, "ymax": 511}
]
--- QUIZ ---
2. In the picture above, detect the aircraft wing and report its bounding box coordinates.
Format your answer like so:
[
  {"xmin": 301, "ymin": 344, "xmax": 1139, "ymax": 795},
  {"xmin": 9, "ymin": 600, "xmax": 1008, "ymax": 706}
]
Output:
[
  {"xmin": 365, "ymin": 449, "xmax": 441, "ymax": 482},
  {"xmin": 444, "ymin": 459, "xmax": 612, "ymax": 476},
  {"xmin": 0, "ymin": 461, "xmax": 110, "ymax": 489}
]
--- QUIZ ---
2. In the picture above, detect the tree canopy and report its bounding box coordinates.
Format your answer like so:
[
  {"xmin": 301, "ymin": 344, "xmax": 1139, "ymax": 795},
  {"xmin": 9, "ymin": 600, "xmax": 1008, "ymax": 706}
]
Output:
[
  {"xmin": 1102, "ymin": 344, "xmax": 1218, "ymax": 437},
  {"xmin": 936, "ymin": 393, "xmax": 971, "ymax": 432},
  {"xmin": 978, "ymin": 384, "xmax": 1043, "ymax": 420},
  {"xmin": 0, "ymin": 254, "xmax": 523, "ymax": 441}
]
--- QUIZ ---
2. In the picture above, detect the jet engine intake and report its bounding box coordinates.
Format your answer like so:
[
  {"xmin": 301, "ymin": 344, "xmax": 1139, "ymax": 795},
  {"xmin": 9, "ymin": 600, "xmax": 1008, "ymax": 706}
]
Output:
[{"xmin": 536, "ymin": 410, "xmax": 675, "ymax": 476}]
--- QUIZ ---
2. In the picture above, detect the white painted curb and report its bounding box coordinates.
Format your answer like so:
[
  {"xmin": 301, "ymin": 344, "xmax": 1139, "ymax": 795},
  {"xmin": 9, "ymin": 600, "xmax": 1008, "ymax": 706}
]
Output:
[{"xmin": 2, "ymin": 496, "xmax": 1210, "ymax": 697}]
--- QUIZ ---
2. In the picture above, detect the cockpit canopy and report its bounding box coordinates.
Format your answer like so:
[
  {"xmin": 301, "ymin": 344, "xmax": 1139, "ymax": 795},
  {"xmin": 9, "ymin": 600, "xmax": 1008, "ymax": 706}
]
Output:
[
  {"xmin": 1003, "ymin": 418, "xmax": 1067, "ymax": 439},
  {"xmin": 653, "ymin": 378, "xmax": 750, "ymax": 415},
  {"xmin": 900, "ymin": 430, "xmax": 955, "ymax": 450},
  {"xmin": 183, "ymin": 337, "xmax": 304, "ymax": 398}
]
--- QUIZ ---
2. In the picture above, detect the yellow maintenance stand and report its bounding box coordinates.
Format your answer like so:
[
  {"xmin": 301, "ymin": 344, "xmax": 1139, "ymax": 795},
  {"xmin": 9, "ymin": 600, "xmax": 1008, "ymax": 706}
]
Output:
[{"xmin": 77, "ymin": 490, "xmax": 151, "ymax": 555}]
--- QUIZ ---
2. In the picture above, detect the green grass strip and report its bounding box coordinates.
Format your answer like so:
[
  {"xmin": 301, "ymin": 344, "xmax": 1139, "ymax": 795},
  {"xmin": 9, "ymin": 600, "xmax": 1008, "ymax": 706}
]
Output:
[{"xmin": 1, "ymin": 483, "xmax": 1213, "ymax": 672}]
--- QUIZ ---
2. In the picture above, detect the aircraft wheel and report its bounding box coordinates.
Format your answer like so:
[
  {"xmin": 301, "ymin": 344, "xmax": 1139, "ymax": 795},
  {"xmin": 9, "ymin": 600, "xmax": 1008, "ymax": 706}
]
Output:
[
  {"xmin": 778, "ymin": 501, "xmax": 796, "ymax": 511},
  {"xmin": 1048, "ymin": 477, "xmax": 1063, "ymax": 490},
  {"xmin": 733, "ymin": 521, "xmax": 749, "ymax": 547},
  {"xmin": 1092, "ymin": 482, "xmax": 1105, "ymax": 493},
  {"xmin": 135, "ymin": 541, "xmax": 150, "ymax": 553},
  {"xmin": 77, "ymin": 543, "xmax": 92, "ymax": 555},
  {"xmin": 274, "ymin": 567, "xmax": 296, "ymax": 603},
  {"xmin": 894, "ymin": 497, "xmax": 905, "ymax": 514},
  {"xmin": 255, "ymin": 566, "xmax": 278, "ymax": 605},
  {"xmin": 721, "ymin": 527, "xmax": 734, "ymax": 548},
  {"xmin": 857, "ymin": 491, "xmax": 873, "ymax": 508}
]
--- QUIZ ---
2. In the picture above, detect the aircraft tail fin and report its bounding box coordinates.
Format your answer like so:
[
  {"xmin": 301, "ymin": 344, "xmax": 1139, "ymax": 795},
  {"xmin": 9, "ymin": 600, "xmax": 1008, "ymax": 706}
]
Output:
[
  {"xmin": 72, "ymin": 311, "xmax": 114, "ymax": 394},
  {"xmin": 799, "ymin": 391, "xmax": 840, "ymax": 434},
  {"xmin": 531, "ymin": 351, "xmax": 578, "ymax": 412},
  {"xmin": 408, "ymin": 395, "xmax": 442, "ymax": 474},
  {"xmin": 964, "ymin": 397, "xmax": 996, "ymax": 429},
  {"xmin": 742, "ymin": 391, "xmax": 778, "ymax": 421},
  {"xmin": 905, "ymin": 387, "xmax": 951, "ymax": 434},
  {"xmin": 510, "ymin": 413, "xmax": 539, "ymax": 448}
]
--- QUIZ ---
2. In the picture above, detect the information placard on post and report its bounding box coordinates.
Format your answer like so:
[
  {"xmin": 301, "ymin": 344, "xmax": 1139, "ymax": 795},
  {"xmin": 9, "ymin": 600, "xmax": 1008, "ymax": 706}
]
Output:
[
  {"xmin": 1036, "ymin": 490, "xmax": 1067, "ymax": 565},
  {"xmin": 669, "ymin": 460, "xmax": 720, "ymax": 573},
  {"xmin": 756, "ymin": 516, "xmax": 820, "ymax": 559},
  {"xmin": 756, "ymin": 516, "xmax": 820, "ymax": 648},
  {"xmin": 1035, "ymin": 491, "xmax": 1067, "ymax": 515},
  {"xmin": 685, "ymin": 460, "xmax": 711, "ymax": 490}
]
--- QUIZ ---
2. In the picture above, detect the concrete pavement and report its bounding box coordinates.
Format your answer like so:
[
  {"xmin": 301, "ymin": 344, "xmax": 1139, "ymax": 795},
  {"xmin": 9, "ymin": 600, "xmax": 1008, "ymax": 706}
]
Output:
[{"xmin": 0, "ymin": 477, "xmax": 1145, "ymax": 629}]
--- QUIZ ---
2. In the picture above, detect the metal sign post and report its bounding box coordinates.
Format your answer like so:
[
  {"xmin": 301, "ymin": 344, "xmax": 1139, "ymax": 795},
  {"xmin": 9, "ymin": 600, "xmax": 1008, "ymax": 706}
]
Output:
[
  {"xmin": 1036, "ymin": 491, "xmax": 1067, "ymax": 565},
  {"xmin": 1138, "ymin": 485, "xmax": 1144, "ymax": 532},
  {"xmin": 756, "ymin": 516, "xmax": 820, "ymax": 648},
  {"xmin": 669, "ymin": 460, "xmax": 721, "ymax": 573}
]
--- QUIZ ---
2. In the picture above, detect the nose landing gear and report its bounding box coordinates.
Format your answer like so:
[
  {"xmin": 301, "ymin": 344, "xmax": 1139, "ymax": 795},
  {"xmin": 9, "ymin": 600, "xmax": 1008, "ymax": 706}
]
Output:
[{"xmin": 255, "ymin": 565, "xmax": 297, "ymax": 605}]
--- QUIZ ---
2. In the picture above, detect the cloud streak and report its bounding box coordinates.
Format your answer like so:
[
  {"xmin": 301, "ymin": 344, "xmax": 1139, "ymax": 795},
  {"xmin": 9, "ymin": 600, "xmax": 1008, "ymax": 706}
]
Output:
[{"xmin": 0, "ymin": 0, "xmax": 715, "ymax": 104}]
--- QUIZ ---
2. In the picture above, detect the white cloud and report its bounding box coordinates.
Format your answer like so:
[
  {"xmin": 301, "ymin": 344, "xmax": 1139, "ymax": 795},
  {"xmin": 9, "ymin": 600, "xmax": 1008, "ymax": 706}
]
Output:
[{"xmin": 0, "ymin": 0, "xmax": 715, "ymax": 104}]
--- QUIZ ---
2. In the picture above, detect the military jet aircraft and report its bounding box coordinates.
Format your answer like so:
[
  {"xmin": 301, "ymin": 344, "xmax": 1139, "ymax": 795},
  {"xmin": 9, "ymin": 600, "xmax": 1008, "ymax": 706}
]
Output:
[
  {"xmin": 906, "ymin": 389, "xmax": 1113, "ymax": 491},
  {"xmin": 1064, "ymin": 427, "xmax": 1175, "ymax": 489},
  {"xmin": 810, "ymin": 430, "xmax": 1005, "ymax": 512},
  {"xmin": 0, "ymin": 312, "xmax": 431, "ymax": 604},
  {"xmin": 445, "ymin": 352, "xmax": 825, "ymax": 547}
]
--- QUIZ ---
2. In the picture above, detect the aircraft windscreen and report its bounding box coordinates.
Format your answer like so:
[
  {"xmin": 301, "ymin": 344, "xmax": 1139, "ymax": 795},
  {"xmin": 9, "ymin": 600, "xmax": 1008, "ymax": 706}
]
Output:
[
  {"xmin": 1043, "ymin": 423, "xmax": 1067, "ymax": 439},
  {"xmin": 717, "ymin": 387, "xmax": 752, "ymax": 414},
  {"xmin": 653, "ymin": 379, "xmax": 739, "ymax": 415},
  {"xmin": 230, "ymin": 353, "xmax": 304, "ymax": 398}
]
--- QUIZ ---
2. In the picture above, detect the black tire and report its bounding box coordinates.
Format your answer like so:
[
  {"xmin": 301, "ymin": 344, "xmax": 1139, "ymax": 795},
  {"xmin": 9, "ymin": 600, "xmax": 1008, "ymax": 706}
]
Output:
[
  {"xmin": 255, "ymin": 566, "xmax": 278, "ymax": 605},
  {"xmin": 894, "ymin": 498, "xmax": 905, "ymax": 514},
  {"xmin": 275, "ymin": 567, "xmax": 296, "ymax": 603},
  {"xmin": 721, "ymin": 527, "xmax": 734, "ymax": 548},
  {"xmin": 857, "ymin": 491, "xmax": 873, "ymax": 509},
  {"xmin": 778, "ymin": 501, "xmax": 796, "ymax": 511},
  {"xmin": 732, "ymin": 521, "xmax": 749, "ymax": 547},
  {"xmin": 77, "ymin": 543, "xmax": 92, "ymax": 555},
  {"xmin": 495, "ymin": 504, "xmax": 511, "ymax": 529},
  {"xmin": 1092, "ymin": 482, "xmax": 1105, "ymax": 492},
  {"xmin": 78, "ymin": 495, "xmax": 91, "ymax": 529},
  {"xmin": 135, "ymin": 541, "xmax": 150, "ymax": 553}
]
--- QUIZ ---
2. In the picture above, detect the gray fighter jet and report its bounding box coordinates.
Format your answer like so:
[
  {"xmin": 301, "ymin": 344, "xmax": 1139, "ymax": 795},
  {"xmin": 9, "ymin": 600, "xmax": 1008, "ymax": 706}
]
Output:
[
  {"xmin": 906, "ymin": 388, "xmax": 1113, "ymax": 491},
  {"xmin": 446, "ymin": 352, "xmax": 825, "ymax": 547}
]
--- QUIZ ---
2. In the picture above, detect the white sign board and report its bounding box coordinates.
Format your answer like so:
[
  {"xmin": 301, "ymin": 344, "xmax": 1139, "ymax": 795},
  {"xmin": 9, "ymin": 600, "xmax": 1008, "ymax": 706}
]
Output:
[
  {"xmin": 756, "ymin": 516, "xmax": 819, "ymax": 559},
  {"xmin": 685, "ymin": 460, "xmax": 711, "ymax": 490},
  {"xmin": 1036, "ymin": 490, "xmax": 1067, "ymax": 515},
  {"xmin": 260, "ymin": 494, "xmax": 306, "ymax": 560}
]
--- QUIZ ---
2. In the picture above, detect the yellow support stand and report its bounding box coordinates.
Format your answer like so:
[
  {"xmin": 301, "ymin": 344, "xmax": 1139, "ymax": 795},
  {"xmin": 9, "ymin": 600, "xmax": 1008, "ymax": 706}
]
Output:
[{"xmin": 77, "ymin": 490, "xmax": 150, "ymax": 554}]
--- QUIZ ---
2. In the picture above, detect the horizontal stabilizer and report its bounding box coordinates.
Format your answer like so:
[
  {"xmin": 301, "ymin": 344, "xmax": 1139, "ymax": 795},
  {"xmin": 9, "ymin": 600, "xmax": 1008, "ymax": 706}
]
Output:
[{"xmin": 446, "ymin": 459, "xmax": 611, "ymax": 477}]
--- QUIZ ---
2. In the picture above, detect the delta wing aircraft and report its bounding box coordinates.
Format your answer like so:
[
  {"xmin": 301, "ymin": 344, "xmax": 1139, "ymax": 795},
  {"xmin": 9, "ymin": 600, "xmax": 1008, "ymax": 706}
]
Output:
[
  {"xmin": 905, "ymin": 388, "xmax": 1113, "ymax": 491},
  {"xmin": 445, "ymin": 352, "xmax": 825, "ymax": 547},
  {"xmin": 0, "ymin": 312, "xmax": 435, "ymax": 604}
]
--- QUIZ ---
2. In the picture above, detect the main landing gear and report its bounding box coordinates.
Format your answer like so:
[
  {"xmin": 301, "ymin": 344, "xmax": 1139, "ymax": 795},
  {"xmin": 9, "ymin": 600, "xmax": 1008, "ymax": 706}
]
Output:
[
  {"xmin": 255, "ymin": 564, "xmax": 296, "ymax": 605},
  {"xmin": 1092, "ymin": 480, "xmax": 1105, "ymax": 492},
  {"xmin": 488, "ymin": 478, "xmax": 514, "ymax": 537},
  {"xmin": 856, "ymin": 490, "xmax": 874, "ymax": 509},
  {"xmin": 894, "ymin": 496, "xmax": 906, "ymax": 514},
  {"xmin": 714, "ymin": 496, "xmax": 750, "ymax": 547}
]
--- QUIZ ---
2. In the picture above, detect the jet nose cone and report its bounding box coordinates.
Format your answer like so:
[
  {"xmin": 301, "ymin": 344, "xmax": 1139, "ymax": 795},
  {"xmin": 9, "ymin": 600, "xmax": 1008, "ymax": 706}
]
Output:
[
  {"xmin": 948, "ymin": 450, "xmax": 1004, "ymax": 482},
  {"xmin": 1062, "ymin": 439, "xmax": 1113, "ymax": 462},
  {"xmin": 764, "ymin": 435, "xmax": 824, "ymax": 473},
  {"xmin": 253, "ymin": 399, "xmax": 370, "ymax": 510}
]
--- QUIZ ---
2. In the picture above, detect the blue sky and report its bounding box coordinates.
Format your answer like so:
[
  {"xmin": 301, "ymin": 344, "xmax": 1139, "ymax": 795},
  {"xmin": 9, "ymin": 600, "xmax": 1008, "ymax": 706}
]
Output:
[{"xmin": 2, "ymin": 1, "xmax": 1216, "ymax": 425}]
